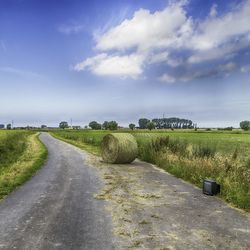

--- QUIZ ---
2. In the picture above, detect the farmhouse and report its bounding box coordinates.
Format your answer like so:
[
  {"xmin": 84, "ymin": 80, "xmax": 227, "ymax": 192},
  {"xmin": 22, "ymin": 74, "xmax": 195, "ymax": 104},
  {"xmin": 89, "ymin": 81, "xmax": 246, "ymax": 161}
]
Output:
[{"xmin": 72, "ymin": 126, "xmax": 81, "ymax": 130}]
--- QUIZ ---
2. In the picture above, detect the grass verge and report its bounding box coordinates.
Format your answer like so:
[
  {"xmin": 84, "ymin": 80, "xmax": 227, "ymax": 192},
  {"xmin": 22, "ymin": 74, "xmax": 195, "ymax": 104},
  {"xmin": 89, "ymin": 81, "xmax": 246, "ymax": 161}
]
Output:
[
  {"xmin": 50, "ymin": 132, "xmax": 100, "ymax": 155},
  {"xmin": 0, "ymin": 133, "xmax": 48, "ymax": 200},
  {"xmin": 138, "ymin": 137, "xmax": 250, "ymax": 212}
]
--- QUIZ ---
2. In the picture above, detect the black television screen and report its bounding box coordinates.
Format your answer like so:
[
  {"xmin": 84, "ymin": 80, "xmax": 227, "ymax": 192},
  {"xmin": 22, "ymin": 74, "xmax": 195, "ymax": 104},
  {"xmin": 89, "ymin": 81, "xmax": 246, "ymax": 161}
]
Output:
[{"xmin": 204, "ymin": 181, "xmax": 212, "ymax": 194}]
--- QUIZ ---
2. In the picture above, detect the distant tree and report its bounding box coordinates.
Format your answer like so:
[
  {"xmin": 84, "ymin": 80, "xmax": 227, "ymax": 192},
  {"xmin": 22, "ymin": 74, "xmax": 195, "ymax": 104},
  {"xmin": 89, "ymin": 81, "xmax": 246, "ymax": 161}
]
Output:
[
  {"xmin": 102, "ymin": 121, "xmax": 109, "ymax": 130},
  {"xmin": 6, "ymin": 124, "xmax": 11, "ymax": 130},
  {"xmin": 89, "ymin": 121, "xmax": 102, "ymax": 130},
  {"xmin": 152, "ymin": 117, "xmax": 194, "ymax": 129},
  {"xmin": 84, "ymin": 125, "xmax": 88, "ymax": 129},
  {"xmin": 138, "ymin": 118, "xmax": 150, "ymax": 129},
  {"xmin": 59, "ymin": 121, "xmax": 69, "ymax": 129},
  {"xmin": 41, "ymin": 125, "xmax": 47, "ymax": 129},
  {"xmin": 147, "ymin": 122, "xmax": 155, "ymax": 131},
  {"xmin": 129, "ymin": 123, "xmax": 136, "ymax": 130},
  {"xmin": 217, "ymin": 127, "xmax": 233, "ymax": 131},
  {"xmin": 240, "ymin": 120, "xmax": 250, "ymax": 131},
  {"xmin": 108, "ymin": 121, "xmax": 118, "ymax": 130}
]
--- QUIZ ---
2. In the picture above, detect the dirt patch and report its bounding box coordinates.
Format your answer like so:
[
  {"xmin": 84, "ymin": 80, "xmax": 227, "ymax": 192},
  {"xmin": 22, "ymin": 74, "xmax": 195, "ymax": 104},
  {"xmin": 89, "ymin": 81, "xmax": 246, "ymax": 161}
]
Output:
[{"xmin": 85, "ymin": 153, "xmax": 250, "ymax": 250}]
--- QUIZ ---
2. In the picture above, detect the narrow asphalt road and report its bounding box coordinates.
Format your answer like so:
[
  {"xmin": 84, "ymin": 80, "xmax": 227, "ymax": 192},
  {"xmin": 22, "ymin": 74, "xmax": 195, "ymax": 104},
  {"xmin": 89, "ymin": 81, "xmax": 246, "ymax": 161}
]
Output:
[{"xmin": 0, "ymin": 133, "xmax": 116, "ymax": 250}]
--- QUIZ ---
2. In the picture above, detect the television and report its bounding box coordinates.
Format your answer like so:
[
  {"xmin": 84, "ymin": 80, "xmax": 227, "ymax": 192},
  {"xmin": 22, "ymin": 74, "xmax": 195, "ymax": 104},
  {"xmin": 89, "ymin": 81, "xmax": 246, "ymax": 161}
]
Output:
[{"xmin": 203, "ymin": 179, "xmax": 220, "ymax": 195}]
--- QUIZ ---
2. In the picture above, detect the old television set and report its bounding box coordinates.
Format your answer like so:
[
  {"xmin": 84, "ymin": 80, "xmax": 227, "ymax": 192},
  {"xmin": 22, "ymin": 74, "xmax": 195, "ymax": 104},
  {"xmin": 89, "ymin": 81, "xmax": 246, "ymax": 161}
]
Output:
[{"xmin": 203, "ymin": 179, "xmax": 220, "ymax": 195}]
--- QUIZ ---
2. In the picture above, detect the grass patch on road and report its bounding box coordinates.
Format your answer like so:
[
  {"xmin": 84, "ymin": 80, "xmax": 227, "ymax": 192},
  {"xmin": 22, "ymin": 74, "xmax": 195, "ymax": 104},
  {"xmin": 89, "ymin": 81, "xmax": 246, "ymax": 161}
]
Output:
[{"xmin": 0, "ymin": 132, "xmax": 47, "ymax": 200}]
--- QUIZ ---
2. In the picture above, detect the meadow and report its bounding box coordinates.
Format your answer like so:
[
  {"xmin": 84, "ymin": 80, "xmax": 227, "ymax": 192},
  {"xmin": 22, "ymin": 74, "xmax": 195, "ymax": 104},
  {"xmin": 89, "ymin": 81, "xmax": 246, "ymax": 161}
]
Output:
[
  {"xmin": 52, "ymin": 129, "xmax": 250, "ymax": 212},
  {"xmin": 0, "ymin": 130, "xmax": 47, "ymax": 199}
]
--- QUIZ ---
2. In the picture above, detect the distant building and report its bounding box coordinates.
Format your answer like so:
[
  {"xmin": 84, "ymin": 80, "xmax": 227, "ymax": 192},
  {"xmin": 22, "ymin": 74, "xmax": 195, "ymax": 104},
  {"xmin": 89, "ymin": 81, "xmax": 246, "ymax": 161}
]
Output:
[
  {"xmin": 0, "ymin": 124, "xmax": 5, "ymax": 129},
  {"xmin": 72, "ymin": 126, "xmax": 81, "ymax": 130}
]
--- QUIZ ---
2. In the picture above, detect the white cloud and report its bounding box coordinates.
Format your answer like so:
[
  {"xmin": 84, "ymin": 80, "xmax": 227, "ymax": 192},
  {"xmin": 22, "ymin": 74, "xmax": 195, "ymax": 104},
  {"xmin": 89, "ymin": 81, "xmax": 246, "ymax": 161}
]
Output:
[
  {"xmin": 220, "ymin": 62, "xmax": 237, "ymax": 71},
  {"xmin": 75, "ymin": 2, "xmax": 190, "ymax": 77},
  {"xmin": 58, "ymin": 23, "xmax": 84, "ymax": 35},
  {"xmin": 94, "ymin": 0, "xmax": 250, "ymax": 56},
  {"xmin": 95, "ymin": 3, "xmax": 190, "ymax": 51},
  {"xmin": 74, "ymin": 53, "xmax": 107, "ymax": 71},
  {"xmin": 74, "ymin": 53, "xmax": 145, "ymax": 78},
  {"xmin": 209, "ymin": 4, "xmax": 217, "ymax": 18},
  {"xmin": 190, "ymin": 0, "xmax": 250, "ymax": 51},
  {"xmin": 148, "ymin": 51, "xmax": 183, "ymax": 66},
  {"xmin": 158, "ymin": 73, "xmax": 176, "ymax": 83},
  {"xmin": 241, "ymin": 64, "xmax": 250, "ymax": 73},
  {"xmin": 148, "ymin": 51, "xmax": 169, "ymax": 64},
  {"xmin": 74, "ymin": 0, "xmax": 250, "ymax": 80}
]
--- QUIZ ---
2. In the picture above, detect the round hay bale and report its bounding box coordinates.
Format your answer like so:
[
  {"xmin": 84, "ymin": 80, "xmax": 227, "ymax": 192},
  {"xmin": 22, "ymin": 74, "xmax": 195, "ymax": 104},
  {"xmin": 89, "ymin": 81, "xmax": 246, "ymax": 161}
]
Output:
[{"xmin": 101, "ymin": 133, "xmax": 138, "ymax": 164}]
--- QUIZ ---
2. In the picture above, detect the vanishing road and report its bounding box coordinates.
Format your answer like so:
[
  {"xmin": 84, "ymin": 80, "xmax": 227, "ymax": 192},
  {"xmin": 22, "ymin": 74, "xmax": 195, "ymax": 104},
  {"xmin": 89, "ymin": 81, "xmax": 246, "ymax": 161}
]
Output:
[
  {"xmin": 0, "ymin": 133, "xmax": 250, "ymax": 249},
  {"xmin": 0, "ymin": 133, "xmax": 116, "ymax": 250}
]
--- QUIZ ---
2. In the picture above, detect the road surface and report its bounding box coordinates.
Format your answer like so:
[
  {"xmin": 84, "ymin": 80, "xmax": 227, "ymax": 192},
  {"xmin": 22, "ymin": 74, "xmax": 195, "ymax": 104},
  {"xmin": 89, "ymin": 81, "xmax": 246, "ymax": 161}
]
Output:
[{"xmin": 0, "ymin": 133, "xmax": 116, "ymax": 250}]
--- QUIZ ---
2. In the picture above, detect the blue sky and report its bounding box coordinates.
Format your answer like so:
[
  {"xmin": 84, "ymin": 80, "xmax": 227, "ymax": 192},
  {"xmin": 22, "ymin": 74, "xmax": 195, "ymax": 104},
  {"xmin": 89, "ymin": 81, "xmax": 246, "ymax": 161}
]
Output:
[{"xmin": 0, "ymin": 0, "xmax": 250, "ymax": 127}]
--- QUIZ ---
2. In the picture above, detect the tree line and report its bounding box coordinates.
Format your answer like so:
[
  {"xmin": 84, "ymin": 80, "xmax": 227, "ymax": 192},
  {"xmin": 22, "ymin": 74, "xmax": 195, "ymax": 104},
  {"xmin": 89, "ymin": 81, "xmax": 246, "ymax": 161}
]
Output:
[
  {"xmin": 59, "ymin": 120, "xmax": 118, "ymax": 130},
  {"xmin": 59, "ymin": 117, "xmax": 194, "ymax": 130},
  {"xmin": 138, "ymin": 117, "xmax": 194, "ymax": 129},
  {"xmin": 89, "ymin": 121, "xmax": 118, "ymax": 130}
]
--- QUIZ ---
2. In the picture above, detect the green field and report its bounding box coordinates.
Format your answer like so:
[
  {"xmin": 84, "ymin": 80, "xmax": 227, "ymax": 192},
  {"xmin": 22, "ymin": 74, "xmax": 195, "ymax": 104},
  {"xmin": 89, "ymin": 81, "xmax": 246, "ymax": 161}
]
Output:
[
  {"xmin": 0, "ymin": 130, "xmax": 47, "ymax": 199},
  {"xmin": 51, "ymin": 129, "xmax": 250, "ymax": 157},
  {"xmin": 51, "ymin": 129, "xmax": 250, "ymax": 212}
]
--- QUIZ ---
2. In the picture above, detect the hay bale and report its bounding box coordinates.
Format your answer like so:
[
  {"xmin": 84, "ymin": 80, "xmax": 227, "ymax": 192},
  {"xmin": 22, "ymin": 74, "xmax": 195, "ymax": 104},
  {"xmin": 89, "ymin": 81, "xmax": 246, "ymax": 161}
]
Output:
[{"xmin": 101, "ymin": 133, "xmax": 138, "ymax": 164}]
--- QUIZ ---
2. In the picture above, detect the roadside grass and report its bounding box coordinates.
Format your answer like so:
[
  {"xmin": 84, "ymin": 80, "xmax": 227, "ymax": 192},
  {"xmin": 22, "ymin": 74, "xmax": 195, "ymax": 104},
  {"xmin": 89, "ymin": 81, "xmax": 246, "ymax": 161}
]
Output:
[
  {"xmin": 51, "ymin": 131, "xmax": 101, "ymax": 155},
  {"xmin": 0, "ymin": 131, "xmax": 29, "ymax": 170},
  {"xmin": 138, "ymin": 136, "xmax": 250, "ymax": 212},
  {"xmin": 50, "ymin": 129, "xmax": 250, "ymax": 212},
  {"xmin": 0, "ymin": 132, "xmax": 47, "ymax": 200}
]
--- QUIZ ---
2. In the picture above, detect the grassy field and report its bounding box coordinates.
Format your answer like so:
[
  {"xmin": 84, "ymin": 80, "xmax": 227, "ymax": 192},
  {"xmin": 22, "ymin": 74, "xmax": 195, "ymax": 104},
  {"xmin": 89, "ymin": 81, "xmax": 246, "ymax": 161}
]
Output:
[
  {"xmin": 0, "ymin": 130, "xmax": 47, "ymax": 200},
  {"xmin": 51, "ymin": 129, "xmax": 250, "ymax": 212},
  {"xmin": 51, "ymin": 129, "xmax": 250, "ymax": 157}
]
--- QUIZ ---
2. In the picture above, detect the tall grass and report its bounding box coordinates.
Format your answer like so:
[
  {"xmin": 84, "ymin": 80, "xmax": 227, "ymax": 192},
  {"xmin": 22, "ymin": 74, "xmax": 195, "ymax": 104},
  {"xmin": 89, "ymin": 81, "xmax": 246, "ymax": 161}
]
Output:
[
  {"xmin": 0, "ymin": 131, "xmax": 29, "ymax": 172},
  {"xmin": 138, "ymin": 136, "xmax": 250, "ymax": 211},
  {"xmin": 192, "ymin": 143, "xmax": 217, "ymax": 158},
  {"xmin": 0, "ymin": 131, "xmax": 47, "ymax": 199}
]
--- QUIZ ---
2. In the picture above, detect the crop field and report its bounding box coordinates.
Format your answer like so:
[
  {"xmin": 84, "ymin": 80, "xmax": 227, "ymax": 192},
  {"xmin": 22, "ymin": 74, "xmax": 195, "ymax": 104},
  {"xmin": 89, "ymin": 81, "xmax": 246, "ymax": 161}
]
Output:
[
  {"xmin": 52, "ymin": 129, "xmax": 250, "ymax": 211},
  {"xmin": 0, "ymin": 130, "xmax": 47, "ymax": 199}
]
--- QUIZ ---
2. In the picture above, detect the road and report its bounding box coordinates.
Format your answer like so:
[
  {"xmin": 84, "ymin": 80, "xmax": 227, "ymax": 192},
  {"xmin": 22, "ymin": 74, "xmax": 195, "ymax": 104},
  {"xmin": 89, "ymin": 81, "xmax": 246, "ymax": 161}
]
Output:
[{"xmin": 0, "ymin": 133, "xmax": 116, "ymax": 250}]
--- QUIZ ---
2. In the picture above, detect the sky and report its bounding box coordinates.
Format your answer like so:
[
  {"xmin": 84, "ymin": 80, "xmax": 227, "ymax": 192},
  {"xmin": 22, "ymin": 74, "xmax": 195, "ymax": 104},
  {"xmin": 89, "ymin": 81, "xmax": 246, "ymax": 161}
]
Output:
[{"xmin": 0, "ymin": 0, "xmax": 250, "ymax": 128}]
